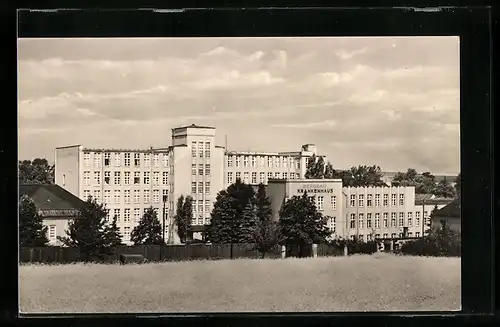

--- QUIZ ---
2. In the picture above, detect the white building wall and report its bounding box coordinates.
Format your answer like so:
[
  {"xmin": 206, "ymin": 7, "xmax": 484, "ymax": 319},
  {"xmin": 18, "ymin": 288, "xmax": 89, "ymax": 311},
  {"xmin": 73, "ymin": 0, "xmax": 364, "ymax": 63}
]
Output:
[{"xmin": 54, "ymin": 145, "xmax": 81, "ymax": 197}]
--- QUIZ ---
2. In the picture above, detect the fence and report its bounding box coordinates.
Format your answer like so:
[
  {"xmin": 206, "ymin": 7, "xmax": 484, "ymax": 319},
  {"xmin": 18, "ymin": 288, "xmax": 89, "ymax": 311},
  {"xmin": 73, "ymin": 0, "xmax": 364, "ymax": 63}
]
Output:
[{"xmin": 19, "ymin": 243, "xmax": 282, "ymax": 264}]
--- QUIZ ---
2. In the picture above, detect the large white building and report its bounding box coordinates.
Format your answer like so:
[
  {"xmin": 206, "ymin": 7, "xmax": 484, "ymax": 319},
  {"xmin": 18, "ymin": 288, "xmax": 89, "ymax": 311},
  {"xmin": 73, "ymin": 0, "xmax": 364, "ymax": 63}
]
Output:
[{"xmin": 54, "ymin": 124, "xmax": 452, "ymax": 244}]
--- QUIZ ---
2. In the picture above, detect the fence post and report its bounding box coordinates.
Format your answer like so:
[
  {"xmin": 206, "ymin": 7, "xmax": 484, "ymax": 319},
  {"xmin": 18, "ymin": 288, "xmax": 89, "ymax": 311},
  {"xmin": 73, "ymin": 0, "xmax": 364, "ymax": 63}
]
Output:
[
  {"xmin": 29, "ymin": 248, "xmax": 34, "ymax": 263},
  {"xmin": 343, "ymin": 245, "xmax": 348, "ymax": 256},
  {"xmin": 389, "ymin": 240, "xmax": 394, "ymax": 252},
  {"xmin": 312, "ymin": 244, "xmax": 318, "ymax": 258},
  {"xmin": 281, "ymin": 245, "xmax": 286, "ymax": 259}
]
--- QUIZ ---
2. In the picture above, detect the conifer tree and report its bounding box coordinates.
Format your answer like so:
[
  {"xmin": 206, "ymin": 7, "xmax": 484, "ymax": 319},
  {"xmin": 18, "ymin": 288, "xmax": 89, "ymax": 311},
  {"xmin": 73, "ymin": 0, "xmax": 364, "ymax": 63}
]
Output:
[
  {"xmin": 131, "ymin": 206, "xmax": 163, "ymax": 245},
  {"xmin": 19, "ymin": 195, "xmax": 49, "ymax": 247}
]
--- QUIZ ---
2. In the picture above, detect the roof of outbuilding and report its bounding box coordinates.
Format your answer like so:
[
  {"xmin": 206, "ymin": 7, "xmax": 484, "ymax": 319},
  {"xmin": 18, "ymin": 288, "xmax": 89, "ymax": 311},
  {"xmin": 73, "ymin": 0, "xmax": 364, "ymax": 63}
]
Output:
[
  {"xmin": 433, "ymin": 198, "xmax": 461, "ymax": 218},
  {"xmin": 19, "ymin": 184, "xmax": 86, "ymax": 211}
]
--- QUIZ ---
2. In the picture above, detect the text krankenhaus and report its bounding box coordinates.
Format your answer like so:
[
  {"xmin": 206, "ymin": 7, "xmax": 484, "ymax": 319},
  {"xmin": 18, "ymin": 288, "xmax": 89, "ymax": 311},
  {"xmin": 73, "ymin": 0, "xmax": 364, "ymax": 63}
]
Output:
[{"xmin": 297, "ymin": 185, "xmax": 335, "ymax": 194}]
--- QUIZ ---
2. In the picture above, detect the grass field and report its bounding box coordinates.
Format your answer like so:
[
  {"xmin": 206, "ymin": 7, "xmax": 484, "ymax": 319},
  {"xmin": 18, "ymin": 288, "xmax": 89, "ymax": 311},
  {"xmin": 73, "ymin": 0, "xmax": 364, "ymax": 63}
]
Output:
[{"xmin": 20, "ymin": 254, "xmax": 461, "ymax": 313}]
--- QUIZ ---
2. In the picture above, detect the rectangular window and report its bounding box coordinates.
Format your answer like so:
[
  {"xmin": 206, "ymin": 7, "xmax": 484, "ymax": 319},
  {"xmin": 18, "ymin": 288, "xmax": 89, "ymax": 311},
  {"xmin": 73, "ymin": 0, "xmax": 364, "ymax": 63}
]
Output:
[
  {"xmin": 205, "ymin": 200, "xmax": 210, "ymax": 213},
  {"xmin": 358, "ymin": 213, "xmax": 364, "ymax": 229},
  {"xmin": 124, "ymin": 209, "xmax": 130, "ymax": 222},
  {"xmin": 83, "ymin": 152, "xmax": 90, "ymax": 167},
  {"xmin": 276, "ymin": 157, "xmax": 281, "ymax": 168},
  {"xmin": 366, "ymin": 213, "xmax": 372, "ymax": 228},
  {"xmin": 144, "ymin": 154, "xmax": 151, "ymax": 167},
  {"xmin": 267, "ymin": 157, "xmax": 272, "ymax": 168},
  {"xmin": 251, "ymin": 156, "xmax": 256, "ymax": 167},
  {"xmin": 124, "ymin": 190, "xmax": 130, "ymax": 204},
  {"xmin": 391, "ymin": 194, "xmax": 397, "ymax": 206},
  {"xmin": 399, "ymin": 194, "xmax": 405, "ymax": 206},
  {"xmin": 283, "ymin": 172, "xmax": 288, "ymax": 179},
  {"xmin": 134, "ymin": 190, "xmax": 141, "ymax": 204},
  {"xmin": 144, "ymin": 189, "xmax": 150, "ymax": 204},
  {"xmin": 83, "ymin": 189, "xmax": 90, "ymax": 200},
  {"xmin": 94, "ymin": 153, "xmax": 101, "ymax": 168},
  {"xmin": 192, "ymin": 164, "xmax": 196, "ymax": 176},
  {"xmin": 104, "ymin": 171, "xmax": 110, "ymax": 185},
  {"xmin": 134, "ymin": 153, "xmax": 140, "ymax": 166},
  {"xmin": 236, "ymin": 156, "xmax": 241, "ymax": 167},
  {"xmin": 408, "ymin": 212, "xmax": 413, "ymax": 226},
  {"xmin": 244, "ymin": 172, "xmax": 249, "ymax": 184},
  {"xmin": 114, "ymin": 153, "xmax": 121, "ymax": 167},
  {"xmin": 162, "ymin": 172, "xmax": 168, "ymax": 185},
  {"xmin": 153, "ymin": 172, "xmax": 160, "ymax": 185},
  {"xmin": 267, "ymin": 172, "xmax": 272, "ymax": 181},
  {"xmin": 143, "ymin": 172, "xmax": 150, "ymax": 185},
  {"xmin": 205, "ymin": 164, "xmax": 211, "ymax": 176},
  {"xmin": 104, "ymin": 190, "xmax": 111, "ymax": 204},
  {"xmin": 358, "ymin": 194, "xmax": 364, "ymax": 207},
  {"xmin": 283, "ymin": 157, "xmax": 288, "ymax": 168},
  {"xmin": 399, "ymin": 212, "xmax": 404, "ymax": 227},
  {"xmin": 114, "ymin": 190, "xmax": 120, "ymax": 204},
  {"xmin": 416, "ymin": 232, "xmax": 421, "ymax": 237},
  {"xmin": 198, "ymin": 142, "xmax": 203, "ymax": 158},
  {"xmin": 114, "ymin": 171, "xmax": 121, "ymax": 185},
  {"xmin": 374, "ymin": 194, "xmax": 380, "ymax": 206},
  {"xmin": 260, "ymin": 172, "xmax": 265, "ymax": 184},
  {"xmin": 198, "ymin": 164, "xmax": 204, "ymax": 176},
  {"xmin": 192, "ymin": 141, "xmax": 197, "ymax": 157},
  {"xmin": 317, "ymin": 196, "xmax": 324, "ymax": 211},
  {"xmin": 83, "ymin": 171, "xmax": 90, "ymax": 186},
  {"xmin": 134, "ymin": 172, "xmax": 140, "ymax": 184},
  {"xmin": 259, "ymin": 156, "xmax": 265, "ymax": 167},
  {"xmin": 162, "ymin": 153, "xmax": 168, "ymax": 167},
  {"xmin": 274, "ymin": 172, "xmax": 280, "ymax": 179},
  {"xmin": 191, "ymin": 182, "xmax": 196, "ymax": 194},
  {"xmin": 123, "ymin": 227, "xmax": 131, "ymax": 241},
  {"xmin": 350, "ymin": 213, "xmax": 356, "ymax": 229},
  {"xmin": 383, "ymin": 213, "xmax": 388, "ymax": 228},
  {"xmin": 331, "ymin": 217, "xmax": 336, "ymax": 233},
  {"xmin": 104, "ymin": 153, "xmax": 110, "ymax": 166},
  {"xmin": 391, "ymin": 213, "xmax": 396, "ymax": 227},
  {"xmin": 236, "ymin": 172, "xmax": 241, "ymax": 181},
  {"xmin": 375, "ymin": 213, "xmax": 380, "ymax": 228},
  {"xmin": 383, "ymin": 233, "xmax": 388, "ymax": 239},
  {"xmin": 244, "ymin": 156, "xmax": 249, "ymax": 167},
  {"xmin": 198, "ymin": 182, "xmax": 203, "ymax": 194},
  {"xmin": 153, "ymin": 154, "xmax": 160, "ymax": 167},
  {"xmin": 391, "ymin": 233, "xmax": 397, "ymax": 238},
  {"xmin": 383, "ymin": 194, "xmax": 388, "ymax": 206},
  {"xmin": 124, "ymin": 153, "xmax": 131, "ymax": 167},
  {"xmin": 205, "ymin": 182, "xmax": 210, "ymax": 194},
  {"xmin": 228, "ymin": 172, "xmax": 234, "ymax": 184},
  {"xmin": 331, "ymin": 196, "xmax": 337, "ymax": 210},
  {"xmin": 251, "ymin": 172, "xmax": 257, "ymax": 184},
  {"xmin": 367, "ymin": 194, "xmax": 373, "ymax": 207},
  {"xmin": 415, "ymin": 211, "xmax": 420, "ymax": 226},
  {"xmin": 375, "ymin": 233, "xmax": 380, "ymax": 239},
  {"xmin": 227, "ymin": 156, "xmax": 233, "ymax": 167},
  {"xmin": 134, "ymin": 208, "xmax": 141, "ymax": 222},
  {"xmin": 124, "ymin": 172, "xmax": 130, "ymax": 185},
  {"xmin": 153, "ymin": 189, "xmax": 160, "ymax": 203},
  {"xmin": 113, "ymin": 208, "xmax": 120, "ymax": 221},
  {"xmin": 350, "ymin": 194, "xmax": 356, "ymax": 207},
  {"xmin": 48, "ymin": 225, "xmax": 56, "ymax": 239},
  {"xmin": 93, "ymin": 190, "xmax": 101, "ymax": 202}
]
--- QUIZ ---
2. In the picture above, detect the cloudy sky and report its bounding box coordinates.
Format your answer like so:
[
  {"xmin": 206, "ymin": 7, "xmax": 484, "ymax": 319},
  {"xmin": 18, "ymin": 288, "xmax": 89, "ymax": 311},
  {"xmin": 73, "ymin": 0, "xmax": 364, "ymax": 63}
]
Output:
[{"xmin": 18, "ymin": 37, "xmax": 460, "ymax": 174}]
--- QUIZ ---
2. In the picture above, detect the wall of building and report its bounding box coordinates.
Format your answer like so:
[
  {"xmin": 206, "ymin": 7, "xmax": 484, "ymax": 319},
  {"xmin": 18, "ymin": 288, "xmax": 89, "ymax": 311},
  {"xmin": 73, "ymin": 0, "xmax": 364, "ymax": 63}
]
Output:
[
  {"xmin": 431, "ymin": 216, "xmax": 461, "ymax": 233},
  {"xmin": 54, "ymin": 145, "xmax": 81, "ymax": 197},
  {"xmin": 43, "ymin": 218, "xmax": 70, "ymax": 246}
]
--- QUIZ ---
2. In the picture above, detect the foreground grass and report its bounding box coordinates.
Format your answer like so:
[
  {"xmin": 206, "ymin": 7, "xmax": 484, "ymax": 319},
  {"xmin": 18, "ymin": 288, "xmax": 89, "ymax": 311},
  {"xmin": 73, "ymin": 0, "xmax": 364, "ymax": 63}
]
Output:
[{"xmin": 20, "ymin": 254, "xmax": 460, "ymax": 313}]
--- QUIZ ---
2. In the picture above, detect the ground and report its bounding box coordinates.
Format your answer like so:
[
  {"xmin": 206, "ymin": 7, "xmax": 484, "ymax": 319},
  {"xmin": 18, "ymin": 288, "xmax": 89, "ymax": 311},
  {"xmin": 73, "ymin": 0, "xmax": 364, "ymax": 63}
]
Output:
[{"xmin": 20, "ymin": 254, "xmax": 461, "ymax": 313}]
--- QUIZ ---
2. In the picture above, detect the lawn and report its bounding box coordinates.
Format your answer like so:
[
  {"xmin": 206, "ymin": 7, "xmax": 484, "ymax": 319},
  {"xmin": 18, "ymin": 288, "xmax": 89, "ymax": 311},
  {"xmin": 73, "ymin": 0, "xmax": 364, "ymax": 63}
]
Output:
[{"xmin": 20, "ymin": 254, "xmax": 461, "ymax": 313}]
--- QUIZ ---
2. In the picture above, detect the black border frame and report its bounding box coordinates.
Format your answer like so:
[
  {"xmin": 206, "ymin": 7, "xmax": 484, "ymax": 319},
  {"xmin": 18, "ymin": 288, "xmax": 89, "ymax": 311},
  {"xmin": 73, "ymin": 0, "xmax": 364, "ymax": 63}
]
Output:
[{"xmin": 3, "ymin": 5, "xmax": 495, "ymax": 326}]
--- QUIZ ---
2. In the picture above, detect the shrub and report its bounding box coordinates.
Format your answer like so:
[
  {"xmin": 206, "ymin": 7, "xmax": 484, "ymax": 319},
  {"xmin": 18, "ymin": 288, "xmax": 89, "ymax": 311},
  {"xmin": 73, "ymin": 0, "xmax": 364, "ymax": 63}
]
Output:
[
  {"xmin": 327, "ymin": 237, "xmax": 377, "ymax": 255},
  {"xmin": 400, "ymin": 221, "xmax": 460, "ymax": 257}
]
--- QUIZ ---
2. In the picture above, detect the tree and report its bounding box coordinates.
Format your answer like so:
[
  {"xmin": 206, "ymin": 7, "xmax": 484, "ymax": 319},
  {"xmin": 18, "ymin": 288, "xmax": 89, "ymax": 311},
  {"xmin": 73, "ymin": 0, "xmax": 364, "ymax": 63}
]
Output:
[
  {"xmin": 343, "ymin": 165, "xmax": 386, "ymax": 187},
  {"xmin": 324, "ymin": 162, "xmax": 341, "ymax": 179},
  {"xmin": 251, "ymin": 218, "xmax": 282, "ymax": 259},
  {"xmin": 174, "ymin": 195, "xmax": 193, "ymax": 243},
  {"xmin": 18, "ymin": 158, "xmax": 54, "ymax": 184},
  {"xmin": 255, "ymin": 184, "xmax": 272, "ymax": 222},
  {"xmin": 131, "ymin": 206, "xmax": 163, "ymax": 245},
  {"xmin": 19, "ymin": 195, "xmax": 49, "ymax": 247},
  {"xmin": 391, "ymin": 169, "xmax": 437, "ymax": 194},
  {"xmin": 240, "ymin": 202, "xmax": 258, "ymax": 243},
  {"xmin": 418, "ymin": 172, "xmax": 437, "ymax": 194},
  {"xmin": 433, "ymin": 177, "xmax": 456, "ymax": 198},
  {"xmin": 392, "ymin": 168, "xmax": 418, "ymax": 187},
  {"xmin": 304, "ymin": 154, "xmax": 326, "ymax": 179},
  {"xmin": 279, "ymin": 192, "xmax": 331, "ymax": 257},
  {"xmin": 454, "ymin": 173, "xmax": 461, "ymax": 197},
  {"xmin": 58, "ymin": 197, "xmax": 123, "ymax": 261}
]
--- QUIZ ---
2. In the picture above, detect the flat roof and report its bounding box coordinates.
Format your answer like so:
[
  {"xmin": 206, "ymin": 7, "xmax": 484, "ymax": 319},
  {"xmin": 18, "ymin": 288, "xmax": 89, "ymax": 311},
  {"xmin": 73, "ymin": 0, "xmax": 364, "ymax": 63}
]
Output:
[{"xmin": 172, "ymin": 124, "xmax": 216, "ymax": 131}]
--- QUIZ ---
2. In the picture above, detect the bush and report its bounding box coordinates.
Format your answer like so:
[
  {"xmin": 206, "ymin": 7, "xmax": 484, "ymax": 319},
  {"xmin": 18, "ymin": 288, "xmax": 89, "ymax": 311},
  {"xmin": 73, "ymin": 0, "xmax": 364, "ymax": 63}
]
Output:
[
  {"xmin": 400, "ymin": 221, "xmax": 460, "ymax": 257},
  {"xmin": 327, "ymin": 238, "xmax": 377, "ymax": 255}
]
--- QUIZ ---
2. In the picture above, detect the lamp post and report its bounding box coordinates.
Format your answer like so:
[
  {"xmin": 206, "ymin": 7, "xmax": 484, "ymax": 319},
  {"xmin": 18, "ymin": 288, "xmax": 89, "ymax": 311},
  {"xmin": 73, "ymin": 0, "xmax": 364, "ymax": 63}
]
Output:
[{"xmin": 161, "ymin": 195, "xmax": 167, "ymax": 261}]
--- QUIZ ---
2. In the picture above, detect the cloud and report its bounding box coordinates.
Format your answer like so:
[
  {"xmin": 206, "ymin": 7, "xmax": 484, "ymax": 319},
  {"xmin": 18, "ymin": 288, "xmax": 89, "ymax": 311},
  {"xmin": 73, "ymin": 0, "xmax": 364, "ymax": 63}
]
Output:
[
  {"xmin": 335, "ymin": 48, "xmax": 367, "ymax": 60},
  {"xmin": 272, "ymin": 120, "xmax": 337, "ymax": 129}
]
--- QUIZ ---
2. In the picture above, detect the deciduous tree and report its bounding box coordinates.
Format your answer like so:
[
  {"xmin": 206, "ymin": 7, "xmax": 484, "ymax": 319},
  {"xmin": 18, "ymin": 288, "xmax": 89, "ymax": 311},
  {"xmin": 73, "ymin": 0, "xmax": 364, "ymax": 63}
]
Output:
[
  {"xmin": 19, "ymin": 195, "xmax": 49, "ymax": 247},
  {"xmin": 18, "ymin": 158, "xmax": 54, "ymax": 184},
  {"xmin": 433, "ymin": 177, "xmax": 456, "ymax": 198},
  {"xmin": 174, "ymin": 195, "xmax": 193, "ymax": 243},
  {"xmin": 131, "ymin": 206, "xmax": 163, "ymax": 245}
]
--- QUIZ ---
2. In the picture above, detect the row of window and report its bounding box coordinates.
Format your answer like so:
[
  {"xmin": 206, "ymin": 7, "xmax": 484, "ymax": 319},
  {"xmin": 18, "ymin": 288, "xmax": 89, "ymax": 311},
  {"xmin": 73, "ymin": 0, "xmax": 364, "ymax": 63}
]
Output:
[
  {"xmin": 84, "ymin": 189, "xmax": 169, "ymax": 204},
  {"xmin": 191, "ymin": 141, "xmax": 211, "ymax": 158},
  {"xmin": 351, "ymin": 232, "xmax": 421, "ymax": 241},
  {"xmin": 83, "ymin": 171, "xmax": 168, "ymax": 186},
  {"xmin": 191, "ymin": 164, "xmax": 211, "ymax": 176},
  {"xmin": 83, "ymin": 152, "xmax": 169, "ymax": 168},
  {"xmin": 191, "ymin": 182, "xmax": 211, "ymax": 194},
  {"xmin": 348, "ymin": 193, "xmax": 405, "ymax": 207},
  {"xmin": 348, "ymin": 212, "xmax": 429, "ymax": 229},
  {"xmin": 227, "ymin": 171, "xmax": 301, "ymax": 184},
  {"xmin": 227, "ymin": 155, "xmax": 301, "ymax": 169}
]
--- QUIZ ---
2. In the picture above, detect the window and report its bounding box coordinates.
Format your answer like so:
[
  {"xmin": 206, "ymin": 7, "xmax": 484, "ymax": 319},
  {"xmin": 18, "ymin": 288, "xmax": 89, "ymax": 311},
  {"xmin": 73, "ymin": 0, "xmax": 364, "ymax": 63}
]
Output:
[
  {"xmin": 251, "ymin": 172, "xmax": 257, "ymax": 184},
  {"xmin": 162, "ymin": 172, "xmax": 168, "ymax": 185},
  {"xmin": 331, "ymin": 196, "xmax": 337, "ymax": 210},
  {"xmin": 375, "ymin": 213, "xmax": 380, "ymax": 228},
  {"xmin": 205, "ymin": 182, "xmax": 210, "ymax": 194},
  {"xmin": 408, "ymin": 212, "xmax": 413, "ymax": 226},
  {"xmin": 144, "ymin": 189, "xmax": 150, "ymax": 203},
  {"xmin": 198, "ymin": 164, "xmax": 204, "ymax": 176},
  {"xmin": 408, "ymin": 232, "xmax": 413, "ymax": 237},
  {"xmin": 114, "ymin": 153, "xmax": 121, "ymax": 167},
  {"xmin": 317, "ymin": 196, "xmax": 324, "ymax": 211},
  {"xmin": 366, "ymin": 213, "xmax": 372, "ymax": 228},
  {"xmin": 391, "ymin": 194, "xmax": 397, "ymax": 206},
  {"xmin": 358, "ymin": 194, "xmax": 364, "ymax": 207},
  {"xmin": 94, "ymin": 153, "xmax": 101, "ymax": 168},
  {"xmin": 243, "ymin": 156, "xmax": 249, "ymax": 167},
  {"xmin": 134, "ymin": 153, "xmax": 140, "ymax": 166},
  {"xmin": 114, "ymin": 190, "xmax": 120, "ymax": 204},
  {"xmin": 104, "ymin": 152, "xmax": 110, "ymax": 166},
  {"xmin": 391, "ymin": 233, "xmax": 397, "ymax": 238},
  {"xmin": 251, "ymin": 156, "xmax": 256, "ymax": 167},
  {"xmin": 124, "ymin": 209, "xmax": 130, "ymax": 222},
  {"xmin": 260, "ymin": 172, "xmax": 265, "ymax": 184},
  {"xmin": 103, "ymin": 171, "xmax": 110, "ymax": 185},
  {"xmin": 228, "ymin": 172, "xmax": 234, "ymax": 184},
  {"xmin": 415, "ymin": 211, "xmax": 420, "ymax": 226},
  {"xmin": 144, "ymin": 154, "xmax": 151, "ymax": 167},
  {"xmin": 192, "ymin": 141, "xmax": 197, "ymax": 157},
  {"xmin": 358, "ymin": 213, "xmax": 364, "ymax": 229},
  {"xmin": 153, "ymin": 154, "xmax": 160, "ymax": 167},
  {"xmin": 367, "ymin": 194, "xmax": 373, "ymax": 207},
  {"xmin": 244, "ymin": 172, "xmax": 249, "ymax": 184},
  {"xmin": 359, "ymin": 235, "xmax": 364, "ymax": 242},
  {"xmin": 163, "ymin": 189, "xmax": 169, "ymax": 203},
  {"xmin": 308, "ymin": 196, "xmax": 315, "ymax": 205},
  {"xmin": 134, "ymin": 208, "xmax": 141, "ymax": 222},
  {"xmin": 259, "ymin": 156, "xmax": 265, "ymax": 167},
  {"xmin": 204, "ymin": 142, "xmax": 211, "ymax": 158},
  {"xmin": 162, "ymin": 153, "xmax": 168, "ymax": 167},
  {"xmin": 205, "ymin": 164, "xmax": 211, "ymax": 176},
  {"xmin": 113, "ymin": 208, "xmax": 120, "ymax": 221},
  {"xmin": 375, "ymin": 234, "xmax": 380, "ymax": 239},
  {"xmin": 330, "ymin": 217, "xmax": 336, "ymax": 232},
  {"xmin": 267, "ymin": 172, "xmax": 272, "ymax": 181},
  {"xmin": 283, "ymin": 157, "xmax": 288, "ymax": 168},
  {"xmin": 205, "ymin": 199, "xmax": 210, "ymax": 213},
  {"xmin": 93, "ymin": 190, "xmax": 101, "ymax": 202},
  {"xmin": 227, "ymin": 156, "xmax": 233, "ymax": 167},
  {"xmin": 383, "ymin": 233, "xmax": 388, "ymax": 239},
  {"xmin": 367, "ymin": 234, "xmax": 372, "ymax": 241},
  {"xmin": 350, "ymin": 194, "xmax": 356, "ymax": 207},
  {"xmin": 114, "ymin": 171, "xmax": 121, "ymax": 185},
  {"xmin": 83, "ymin": 190, "xmax": 91, "ymax": 200},
  {"xmin": 236, "ymin": 172, "xmax": 241, "ymax": 181},
  {"xmin": 124, "ymin": 153, "xmax": 131, "ymax": 166},
  {"xmin": 104, "ymin": 190, "xmax": 111, "ymax": 203},
  {"xmin": 143, "ymin": 172, "xmax": 150, "ymax": 185},
  {"xmin": 83, "ymin": 152, "xmax": 90, "ymax": 166},
  {"xmin": 124, "ymin": 190, "xmax": 130, "ymax": 204},
  {"xmin": 198, "ymin": 142, "xmax": 204, "ymax": 158},
  {"xmin": 153, "ymin": 172, "xmax": 160, "ymax": 185},
  {"xmin": 236, "ymin": 156, "xmax": 241, "ymax": 167},
  {"xmin": 399, "ymin": 194, "xmax": 405, "ymax": 206},
  {"xmin": 198, "ymin": 200, "xmax": 203, "ymax": 214},
  {"xmin": 153, "ymin": 189, "xmax": 160, "ymax": 203},
  {"xmin": 274, "ymin": 172, "xmax": 280, "ymax": 179},
  {"xmin": 267, "ymin": 157, "xmax": 272, "ymax": 168},
  {"xmin": 296, "ymin": 159, "xmax": 301, "ymax": 169},
  {"xmin": 416, "ymin": 232, "xmax": 421, "ymax": 237},
  {"xmin": 350, "ymin": 235, "xmax": 355, "ymax": 241},
  {"xmin": 399, "ymin": 213, "xmax": 404, "ymax": 227},
  {"xmin": 198, "ymin": 182, "xmax": 203, "ymax": 194},
  {"xmin": 48, "ymin": 225, "xmax": 56, "ymax": 239},
  {"xmin": 374, "ymin": 194, "xmax": 380, "ymax": 207},
  {"xmin": 191, "ymin": 164, "xmax": 197, "ymax": 176},
  {"xmin": 124, "ymin": 172, "xmax": 130, "ymax": 185},
  {"xmin": 134, "ymin": 190, "xmax": 140, "ymax": 204},
  {"xmin": 283, "ymin": 172, "xmax": 288, "ymax": 179},
  {"xmin": 134, "ymin": 172, "xmax": 140, "ymax": 184},
  {"xmin": 383, "ymin": 213, "xmax": 388, "ymax": 228},
  {"xmin": 123, "ymin": 227, "xmax": 131, "ymax": 241},
  {"xmin": 350, "ymin": 214, "xmax": 356, "ymax": 229},
  {"xmin": 83, "ymin": 171, "xmax": 90, "ymax": 186},
  {"xmin": 391, "ymin": 213, "xmax": 396, "ymax": 227},
  {"xmin": 383, "ymin": 194, "xmax": 388, "ymax": 206}
]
